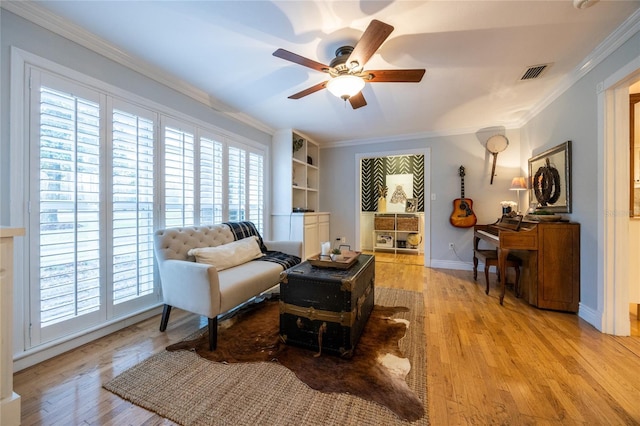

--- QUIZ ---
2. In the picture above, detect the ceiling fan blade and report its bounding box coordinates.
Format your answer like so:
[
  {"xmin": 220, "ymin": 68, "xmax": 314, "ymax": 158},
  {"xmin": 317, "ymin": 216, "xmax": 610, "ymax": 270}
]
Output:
[
  {"xmin": 349, "ymin": 92, "xmax": 367, "ymax": 109},
  {"xmin": 366, "ymin": 69, "xmax": 426, "ymax": 83},
  {"xmin": 347, "ymin": 20, "xmax": 394, "ymax": 70},
  {"xmin": 273, "ymin": 48, "xmax": 329, "ymax": 73},
  {"xmin": 288, "ymin": 81, "xmax": 328, "ymax": 99}
]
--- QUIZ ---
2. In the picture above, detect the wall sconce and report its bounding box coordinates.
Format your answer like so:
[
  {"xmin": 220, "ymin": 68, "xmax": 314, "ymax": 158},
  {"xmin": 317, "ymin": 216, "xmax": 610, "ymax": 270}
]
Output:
[{"xmin": 509, "ymin": 176, "xmax": 527, "ymax": 214}]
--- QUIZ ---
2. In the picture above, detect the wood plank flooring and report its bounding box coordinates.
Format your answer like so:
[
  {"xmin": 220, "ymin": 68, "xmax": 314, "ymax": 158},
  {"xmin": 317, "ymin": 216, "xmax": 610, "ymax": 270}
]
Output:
[{"xmin": 13, "ymin": 253, "xmax": 640, "ymax": 425}]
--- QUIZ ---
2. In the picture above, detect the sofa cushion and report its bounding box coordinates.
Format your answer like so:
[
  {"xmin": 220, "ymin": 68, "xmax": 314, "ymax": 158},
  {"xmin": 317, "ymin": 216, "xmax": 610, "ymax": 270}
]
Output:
[{"xmin": 187, "ymin": 236, "xmax": 264, "ymax": 271}]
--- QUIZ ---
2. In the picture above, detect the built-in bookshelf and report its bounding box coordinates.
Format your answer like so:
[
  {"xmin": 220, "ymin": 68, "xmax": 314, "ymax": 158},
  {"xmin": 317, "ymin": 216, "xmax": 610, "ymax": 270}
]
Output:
[{"xmin": 271, "ymin": 129, "xmax": 329, "ymax": 259}]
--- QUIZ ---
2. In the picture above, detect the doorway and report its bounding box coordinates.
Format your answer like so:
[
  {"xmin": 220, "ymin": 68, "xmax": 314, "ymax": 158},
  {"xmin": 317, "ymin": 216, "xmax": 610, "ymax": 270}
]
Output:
[
  {"xmin": 599, "ymin": 55, "xmax": 640, "ymax": 335},
  {"xmin": 354, "ymin": 148, "xmax": 431, "ymax": 267}
]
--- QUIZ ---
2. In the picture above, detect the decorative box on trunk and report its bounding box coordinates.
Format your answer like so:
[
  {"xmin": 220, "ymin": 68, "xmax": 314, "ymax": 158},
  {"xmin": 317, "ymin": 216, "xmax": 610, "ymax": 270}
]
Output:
[{"xmin": 279, "ymin": 254, "xmax": 375, "ymax": 358}]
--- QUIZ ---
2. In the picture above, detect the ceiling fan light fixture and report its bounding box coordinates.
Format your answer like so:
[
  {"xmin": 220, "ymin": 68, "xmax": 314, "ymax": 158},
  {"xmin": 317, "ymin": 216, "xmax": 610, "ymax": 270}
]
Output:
[{"xmin": 326, "ymin": 74, "xmax": 365, "ymax": 100}]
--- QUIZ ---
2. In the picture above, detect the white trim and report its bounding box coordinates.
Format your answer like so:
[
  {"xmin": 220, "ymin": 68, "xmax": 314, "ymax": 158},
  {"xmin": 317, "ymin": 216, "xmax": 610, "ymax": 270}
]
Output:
[
  {"xmin": 523, "ymin": 8, "xmax": 640, "ymax": 129},
  {"xmin": 1, "ymin": 1, "xmax": 275, "ymax": 137},
  {"xmin": 595, "ymin": 54, "xmax": 640, "ymax": 335},
  {"xmin": 577, "ymin": 302, "xmax": 600, "ymax": 329},
  {"xmin": 10, "ymin": 47, "xmax": 29, "ymax": 359},
  {"xmin": 325, "ymin": 125, "xmax": 518, "ymax": 149},
  {"xmin": 430, "ymin": 260, "xmax": 474, "ymax": 271},
  {"xmin": 354, "ymin": 148, "xmax": 431, "ymax": 268},
  {"xmin": 13, "ymin": 305, "xmax": 163, "ymax": 372}
]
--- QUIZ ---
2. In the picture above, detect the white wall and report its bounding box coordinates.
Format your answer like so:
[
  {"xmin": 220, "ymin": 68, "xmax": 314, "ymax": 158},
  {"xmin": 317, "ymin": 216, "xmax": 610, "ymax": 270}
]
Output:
[
  {"xmin": 520, "ymin": 30, "xmax": 640, "ymax": 312},
  {"xmin": 320, "ymin": 129, "xmax": 522, "ymax": 269}
]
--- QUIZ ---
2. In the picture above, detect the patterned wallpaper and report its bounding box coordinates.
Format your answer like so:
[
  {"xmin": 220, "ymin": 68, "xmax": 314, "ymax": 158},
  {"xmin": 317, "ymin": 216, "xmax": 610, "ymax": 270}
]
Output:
[{"xmin": 361, "ymin": 155, "xmax": 424, "ymax": 212}]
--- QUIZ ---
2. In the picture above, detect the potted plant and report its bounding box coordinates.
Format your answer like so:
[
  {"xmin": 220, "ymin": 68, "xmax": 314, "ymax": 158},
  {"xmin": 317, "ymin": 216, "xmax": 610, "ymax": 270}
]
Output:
[
  {"xmin": 330, "ymin": 248, "xmax": 342, "ymax": 261},
  {"xmin": 377, "ymin": 184, "xmax": 388, "ymax": 212}
]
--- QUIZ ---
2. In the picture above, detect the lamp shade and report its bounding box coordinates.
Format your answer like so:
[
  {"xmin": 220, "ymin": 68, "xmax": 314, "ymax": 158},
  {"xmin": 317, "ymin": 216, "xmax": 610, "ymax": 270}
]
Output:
[
  {"xmin": 326, "ymin": 74, "xmax": 365, "ymax": 100},
  {"xmin": 510, "ymin": 176, "xmax": 527, "ymax": 190}
]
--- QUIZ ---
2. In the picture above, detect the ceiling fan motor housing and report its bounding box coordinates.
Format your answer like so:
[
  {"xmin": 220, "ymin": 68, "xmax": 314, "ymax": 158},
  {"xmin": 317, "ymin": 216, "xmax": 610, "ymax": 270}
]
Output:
[{"xmin": 330, "ymin": 46, "xmax": 356, "ymax": 75}]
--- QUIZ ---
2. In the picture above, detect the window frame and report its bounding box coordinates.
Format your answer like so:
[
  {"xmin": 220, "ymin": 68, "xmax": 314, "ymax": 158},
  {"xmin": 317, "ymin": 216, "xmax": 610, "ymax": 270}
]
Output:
[{"xmin": 11, "ymin": 47, "xmax": 268, "ymax": 352}]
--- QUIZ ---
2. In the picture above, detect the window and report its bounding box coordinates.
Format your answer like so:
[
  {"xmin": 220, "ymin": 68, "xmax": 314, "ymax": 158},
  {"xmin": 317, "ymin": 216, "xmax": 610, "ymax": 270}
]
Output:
[
  {"xmin": 111, "ymin": 105, "xmax": 156, "ymax": 305},
  {"xmin": 248, "ymin": 152, "xmax": 264, "ymax": 231},
  {"xmin": 228, "ymin": 146, "xmax": 246, "ymax": 222},
  {"xmin": 38, "ymin": 85, "xmax": 102, "ymax": 331},
  {"xmin": 164, "ymin": 123, "xmax": 195, "ymax": 227},
  {"xmin": 23, "ymin": 61, "xmax": 266, "ymax": 349},
  {"xmin": 199, "ymin": 135, "xmax": 223, "ymax": 224}
]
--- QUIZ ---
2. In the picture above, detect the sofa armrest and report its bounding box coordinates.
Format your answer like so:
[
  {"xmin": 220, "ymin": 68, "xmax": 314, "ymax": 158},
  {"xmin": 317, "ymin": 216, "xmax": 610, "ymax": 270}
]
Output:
[
  {"xmin": 263, "ymin": 240, "xmax": 303, "ymax": 258},
  {"xmin": 158, "ymin": 259, "xmax": 221, "ymax": 318}
]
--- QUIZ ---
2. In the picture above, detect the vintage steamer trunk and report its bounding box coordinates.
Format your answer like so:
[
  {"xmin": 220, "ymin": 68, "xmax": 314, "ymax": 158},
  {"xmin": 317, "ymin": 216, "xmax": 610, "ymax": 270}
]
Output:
[{"xmin": 279, "ymin": 254, "xmax": 375, "ymax": 358}]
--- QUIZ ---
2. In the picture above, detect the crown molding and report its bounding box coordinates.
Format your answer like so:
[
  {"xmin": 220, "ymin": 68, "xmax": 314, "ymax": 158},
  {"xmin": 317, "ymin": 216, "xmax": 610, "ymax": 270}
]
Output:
[
  {"xmin": 322, "ymin": 123, "xmax": 520, "ymax": 148},
  {"xmin": 519, "ymin": 7, "xmax": 640, "ymax": 126},
  {"xmin": 1, "ymin": 1, "xmax": 275, "ymax": 136},
  {"xmin": 4, "ymin": 1, "xmax": 638, "ymax": 146},
  {"xmin": 327, "ymin": 7, "xmax": 640, "ymax": 148}
]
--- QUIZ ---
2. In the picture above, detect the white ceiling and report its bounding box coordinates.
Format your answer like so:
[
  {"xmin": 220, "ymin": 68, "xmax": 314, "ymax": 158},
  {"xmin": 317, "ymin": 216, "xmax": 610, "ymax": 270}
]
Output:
[{"xmin": 21, "ymin": 1, "xmax": 640, "ymax": 144}]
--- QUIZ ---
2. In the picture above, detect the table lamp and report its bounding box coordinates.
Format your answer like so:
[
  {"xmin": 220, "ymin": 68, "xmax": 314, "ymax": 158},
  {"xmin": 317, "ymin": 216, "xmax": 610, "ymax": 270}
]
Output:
[{"xmin": 509, "ymin": 176, "xmax": 527, "ymax": 214}]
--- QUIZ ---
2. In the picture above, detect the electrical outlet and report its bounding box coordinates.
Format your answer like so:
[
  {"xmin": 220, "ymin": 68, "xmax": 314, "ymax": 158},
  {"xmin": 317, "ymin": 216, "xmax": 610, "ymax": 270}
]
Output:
[{"xmin": 449, "ymin": 242, "xmax": 455, "ymax": 250}]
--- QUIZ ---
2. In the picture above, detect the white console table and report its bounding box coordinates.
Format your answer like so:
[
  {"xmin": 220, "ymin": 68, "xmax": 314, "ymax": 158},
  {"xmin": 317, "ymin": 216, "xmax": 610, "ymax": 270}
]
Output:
[{"xmin": 1, "ymin": 227, "xmax": 24, "ymax": 426}]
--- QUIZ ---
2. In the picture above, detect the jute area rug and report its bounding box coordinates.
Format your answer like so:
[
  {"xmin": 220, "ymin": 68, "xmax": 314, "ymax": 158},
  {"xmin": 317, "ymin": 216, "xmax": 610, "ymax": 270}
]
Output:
[{"xmin": 104, "ymin": 287, "xmax": 428, "ymax": 425}]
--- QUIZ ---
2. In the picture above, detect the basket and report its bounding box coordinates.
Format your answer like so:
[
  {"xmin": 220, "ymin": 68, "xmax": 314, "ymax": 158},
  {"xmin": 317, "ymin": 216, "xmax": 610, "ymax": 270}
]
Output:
[
  {"xmin": 374, "ymin": 216, "xmax": 395, "ymax": 230},
  {"xmin": 397, "ymin": 216, "xmax": 419, "ymax": 231}
]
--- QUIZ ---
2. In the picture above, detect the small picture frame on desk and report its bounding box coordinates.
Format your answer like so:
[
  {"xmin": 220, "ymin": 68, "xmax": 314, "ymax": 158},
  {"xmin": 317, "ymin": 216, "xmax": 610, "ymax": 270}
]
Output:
[{"xmin": 405, "ymin": 198, "xmax": 417, "ymax": 213}]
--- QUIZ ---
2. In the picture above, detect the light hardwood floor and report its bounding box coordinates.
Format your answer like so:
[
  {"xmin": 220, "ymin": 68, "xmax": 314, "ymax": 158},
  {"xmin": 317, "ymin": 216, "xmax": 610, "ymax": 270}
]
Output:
[{"xmin": 14, "ymin": 253, "xmax": 640, "ymax": 425}]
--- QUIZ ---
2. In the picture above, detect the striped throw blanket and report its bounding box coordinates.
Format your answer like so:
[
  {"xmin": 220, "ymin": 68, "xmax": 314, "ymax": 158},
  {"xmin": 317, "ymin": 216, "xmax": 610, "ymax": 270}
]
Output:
[{"xmin": 223, "ymin": 221, "xmax": 301, "ymax": 270}]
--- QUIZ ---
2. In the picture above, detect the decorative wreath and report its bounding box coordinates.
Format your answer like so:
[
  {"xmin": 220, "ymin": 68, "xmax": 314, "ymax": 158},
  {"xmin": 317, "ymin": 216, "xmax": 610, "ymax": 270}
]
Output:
[{"xmin": 533, "ymin": 158, "xmax": 561, "ymax": 206}]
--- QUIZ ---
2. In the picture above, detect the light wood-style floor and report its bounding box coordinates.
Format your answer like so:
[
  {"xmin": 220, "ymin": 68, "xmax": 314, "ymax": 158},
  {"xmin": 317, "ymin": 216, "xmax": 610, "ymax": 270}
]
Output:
[{"xmin": 14, "ymin": 253, "xmax": 640, "ymax": 425}]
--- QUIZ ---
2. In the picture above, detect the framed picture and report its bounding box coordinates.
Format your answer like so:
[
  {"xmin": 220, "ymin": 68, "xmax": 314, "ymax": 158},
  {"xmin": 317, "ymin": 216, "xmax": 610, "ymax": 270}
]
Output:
[
  {"xmin": 528, "ymin": 141, "xmax": 572, "ymax": 213},
  {"xmin": 405, "ymin": 198, "xmax": 417, "ymax": 212},
  {"xmin": 385, "ymin": 174, "xmax": 413, "ymax": 213}
]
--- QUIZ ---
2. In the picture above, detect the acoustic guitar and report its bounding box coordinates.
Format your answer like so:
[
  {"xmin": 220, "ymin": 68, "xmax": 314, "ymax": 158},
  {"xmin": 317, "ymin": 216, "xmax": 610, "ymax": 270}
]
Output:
[{"xmin": 450, "ymin": 165, "xmax": 477, "ymax": 228}]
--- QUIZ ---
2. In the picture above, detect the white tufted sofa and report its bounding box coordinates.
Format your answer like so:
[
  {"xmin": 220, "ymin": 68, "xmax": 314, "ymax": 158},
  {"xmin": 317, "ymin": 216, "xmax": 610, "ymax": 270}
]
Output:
[{"xmin": 154, "ymin": 224, "xmax": 302, "ymax": 350}]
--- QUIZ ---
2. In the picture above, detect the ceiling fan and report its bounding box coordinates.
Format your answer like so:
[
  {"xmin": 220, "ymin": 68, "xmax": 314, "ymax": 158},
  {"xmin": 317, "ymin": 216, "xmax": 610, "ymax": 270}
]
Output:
[{"xmin": 273, "ymin": 19, "xmax": 425, "ymax": 109}]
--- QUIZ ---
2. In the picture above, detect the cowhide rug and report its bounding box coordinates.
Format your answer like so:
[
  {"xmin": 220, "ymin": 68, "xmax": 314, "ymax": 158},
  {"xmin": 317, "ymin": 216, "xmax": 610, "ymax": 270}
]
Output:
[{"xmin": 166, "ymin": 296, "xmax": 424, "ymax": 421}]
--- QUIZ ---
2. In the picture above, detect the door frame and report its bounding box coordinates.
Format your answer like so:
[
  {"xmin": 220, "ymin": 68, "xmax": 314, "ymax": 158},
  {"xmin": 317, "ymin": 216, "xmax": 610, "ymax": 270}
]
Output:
[
  {"xmin": 597, "ymin": 54, "xmax": 640, "ymax": 335},
  {"xmin": 354, "ymin": 148, "xmax": 431, "ymax": 267}
]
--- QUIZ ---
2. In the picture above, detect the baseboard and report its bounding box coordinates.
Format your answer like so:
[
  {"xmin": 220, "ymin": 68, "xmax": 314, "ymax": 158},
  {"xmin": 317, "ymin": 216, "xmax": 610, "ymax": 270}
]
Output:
[
  {"xmin": 430, "ymin": 259, "xmax": 474, "ymax": 271},
  {"xmin": 13, "ymin": 305, "xmax": 163, "ymax": 372},
  {"xmin": 577, "ymin": 302, "xmax": 602, "ymax": 332}
]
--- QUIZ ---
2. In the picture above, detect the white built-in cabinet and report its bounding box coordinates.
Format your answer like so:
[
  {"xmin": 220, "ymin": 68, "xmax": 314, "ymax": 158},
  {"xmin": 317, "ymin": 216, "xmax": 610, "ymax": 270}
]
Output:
[
  {"xmin": 273, "ymin": 212, "xmax": 331, "ymax": 259},
  {"xmin": 272, "ymin": 129, "xmax": 330, "ymax": 259}
]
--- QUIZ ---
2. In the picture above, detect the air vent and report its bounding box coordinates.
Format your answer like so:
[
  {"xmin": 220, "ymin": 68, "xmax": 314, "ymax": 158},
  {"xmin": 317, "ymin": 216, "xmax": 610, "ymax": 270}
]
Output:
[{"xmin": 520, "ymin": 64, "xmax": 551, "ymax": 81}]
